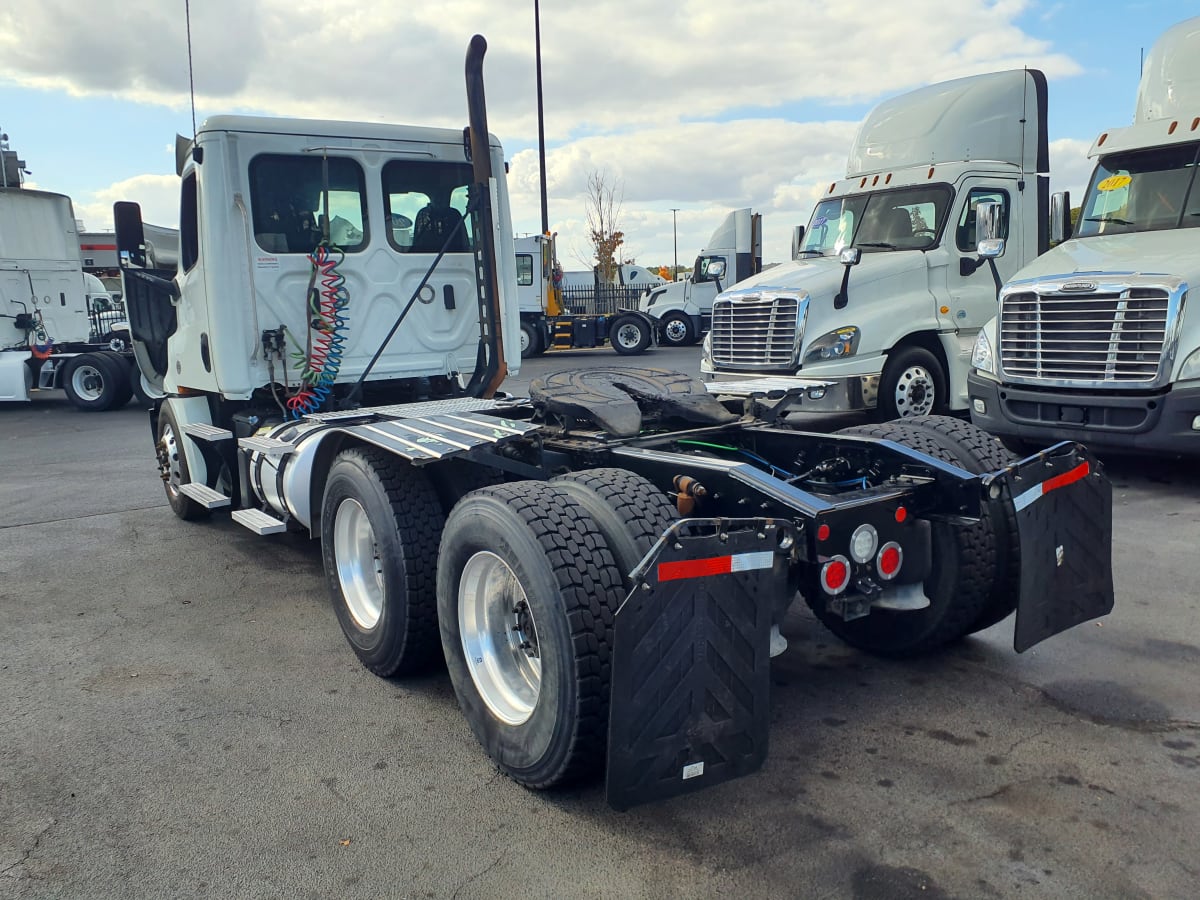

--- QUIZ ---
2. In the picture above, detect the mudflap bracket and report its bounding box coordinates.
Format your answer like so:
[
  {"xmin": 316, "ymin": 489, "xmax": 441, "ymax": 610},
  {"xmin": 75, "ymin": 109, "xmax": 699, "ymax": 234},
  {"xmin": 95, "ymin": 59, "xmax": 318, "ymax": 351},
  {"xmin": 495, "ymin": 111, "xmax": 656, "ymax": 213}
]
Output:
[
  {"xmin": 605, "ymin": 518, "xmax": 790, "ymax": 810},
  {"xmin": 983, "ymin": 442, "xmax": 1115, "ymax": 653}
]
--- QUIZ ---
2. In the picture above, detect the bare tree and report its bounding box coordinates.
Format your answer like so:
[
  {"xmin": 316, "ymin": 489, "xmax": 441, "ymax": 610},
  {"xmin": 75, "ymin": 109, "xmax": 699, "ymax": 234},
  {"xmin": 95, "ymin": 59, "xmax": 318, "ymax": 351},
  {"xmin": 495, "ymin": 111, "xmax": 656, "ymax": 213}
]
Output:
[{"xmin": 584, "ymin": 169, "xmax": 625, "ymax": 284}]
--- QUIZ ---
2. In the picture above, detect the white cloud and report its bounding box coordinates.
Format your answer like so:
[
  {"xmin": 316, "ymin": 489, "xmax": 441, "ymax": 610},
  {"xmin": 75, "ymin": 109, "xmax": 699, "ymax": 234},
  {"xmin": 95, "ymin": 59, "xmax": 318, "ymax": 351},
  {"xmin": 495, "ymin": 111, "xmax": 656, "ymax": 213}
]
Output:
[
  {"xmin": 1048, "ymin": 137, "xmax": 1095, "ymax": 202},
  {"xmin": 73, "ymin": 174, "xmax": 179, "ymax": 232}
]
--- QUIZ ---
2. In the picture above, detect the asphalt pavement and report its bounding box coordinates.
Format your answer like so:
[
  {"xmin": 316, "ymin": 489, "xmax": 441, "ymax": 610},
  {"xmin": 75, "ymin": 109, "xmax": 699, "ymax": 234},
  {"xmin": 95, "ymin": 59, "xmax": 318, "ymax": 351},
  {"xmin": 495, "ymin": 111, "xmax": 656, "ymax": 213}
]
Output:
[{"xmin": 2, "ymin": 345, "xmax": 1198, "ymax": 899}]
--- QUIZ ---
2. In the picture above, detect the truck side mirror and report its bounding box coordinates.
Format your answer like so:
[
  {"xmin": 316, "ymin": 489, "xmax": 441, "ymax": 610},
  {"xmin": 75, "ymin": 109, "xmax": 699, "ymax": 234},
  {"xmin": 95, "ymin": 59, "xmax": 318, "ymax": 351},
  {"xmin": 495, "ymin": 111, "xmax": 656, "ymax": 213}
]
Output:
[
  {"xmin": 706, "ymin": 259, "xmax": 726, "ymax": 279},
  {"xmin": 839, "ymin": 247, "xmax": 861, "ymax": 266},
  {"xmin": 1050, "ymin": 190, "xmax": 1072, "ymax": 244},
  {"xmin": 791, "ymin": 225, "xmax": 806, "ymax": 261},
  {"xmin": 977, "ymin": 238, "xmax": 1005, "ymax": 259},
  {"xmin": 113, "ymin": 201, "xmax": 147, "ymax": 269},
  {"xmin": 975, "ymin": 200, "xmax": 1003, "ymax": 244}
]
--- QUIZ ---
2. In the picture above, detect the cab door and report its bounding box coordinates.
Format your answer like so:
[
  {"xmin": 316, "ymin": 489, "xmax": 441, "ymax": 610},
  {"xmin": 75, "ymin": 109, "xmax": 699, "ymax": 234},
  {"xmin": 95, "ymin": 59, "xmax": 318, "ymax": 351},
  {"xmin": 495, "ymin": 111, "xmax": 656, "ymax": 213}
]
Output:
[{"xmin": 939, "ymin": 182, "xmax": 1023, "ymax": 333}]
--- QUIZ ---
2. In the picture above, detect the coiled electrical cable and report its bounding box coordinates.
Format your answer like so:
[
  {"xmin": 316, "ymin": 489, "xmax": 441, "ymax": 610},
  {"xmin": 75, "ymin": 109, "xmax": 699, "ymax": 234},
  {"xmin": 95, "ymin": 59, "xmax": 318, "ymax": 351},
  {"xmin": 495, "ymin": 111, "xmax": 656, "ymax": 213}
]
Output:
[{"xmin": 288, "ymin": 245, "xmax": 349, "ymax": 419}]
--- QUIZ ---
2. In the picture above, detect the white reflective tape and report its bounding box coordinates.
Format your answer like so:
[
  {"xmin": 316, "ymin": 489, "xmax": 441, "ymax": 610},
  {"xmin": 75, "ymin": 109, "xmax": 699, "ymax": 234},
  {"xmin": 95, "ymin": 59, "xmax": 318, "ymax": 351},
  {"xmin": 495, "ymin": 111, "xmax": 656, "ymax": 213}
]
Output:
[
  {"xmin": 1013, "ymin": 482, "xmax": 1043, "ymax": 512},
  {"xmin": 729, "ymin": 551, "xmax": 774, "ymax": 573},
  {"xmin": 682, "ymin": 761, "xmax": 705, "ymax": 780}
]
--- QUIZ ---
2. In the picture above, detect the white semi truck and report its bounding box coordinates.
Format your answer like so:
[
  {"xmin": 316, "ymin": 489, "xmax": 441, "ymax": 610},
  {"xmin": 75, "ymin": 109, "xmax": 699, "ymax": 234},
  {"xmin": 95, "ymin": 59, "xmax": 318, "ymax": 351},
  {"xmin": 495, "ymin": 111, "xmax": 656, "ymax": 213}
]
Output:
[
  {"xmin": 634, "ymin": 208, "xmax": 762, "ymax": 348},
  {"xmin": 969, "ymin": 17, "xmax": 1200, "ymax": 455},
  {"xmin": 120, "ymin": 36, "xmax": 1114, "ymax": 809},
  {"xmin": 701, "ymin": 69, "xmax": 1051, "ymax": 420},
  {"xmin": 1, "ymin": 185, "xmax": 142, "ymax": 409}
]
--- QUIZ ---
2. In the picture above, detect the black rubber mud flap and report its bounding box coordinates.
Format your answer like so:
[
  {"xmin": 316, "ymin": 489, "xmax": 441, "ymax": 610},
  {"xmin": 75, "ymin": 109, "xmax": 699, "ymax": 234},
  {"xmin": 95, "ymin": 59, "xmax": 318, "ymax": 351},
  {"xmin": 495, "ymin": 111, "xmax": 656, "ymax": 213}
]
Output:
[
  {"xmin": 606, "ymin": 519, "xmax": 786, "ymax": 811},
  {"xmin": 986, "ymin": 443, "xmax": 1114, "ymax": 652}
]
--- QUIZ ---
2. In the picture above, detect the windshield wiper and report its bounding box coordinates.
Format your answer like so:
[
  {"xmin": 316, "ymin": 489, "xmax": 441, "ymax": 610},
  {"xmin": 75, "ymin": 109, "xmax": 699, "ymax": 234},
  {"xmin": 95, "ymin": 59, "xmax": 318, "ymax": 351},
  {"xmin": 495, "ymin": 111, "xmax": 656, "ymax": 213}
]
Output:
[
  {"xmin": 1084, "ymin": 216, "xmax": 1136, "ymax": 226},
  {"xmin": 856, "ymin": 241, "xmax": 897, "ymax": 250},
  {"xmin": 794, "ymin": 249, "xmax": 823, "ymax": 258}
]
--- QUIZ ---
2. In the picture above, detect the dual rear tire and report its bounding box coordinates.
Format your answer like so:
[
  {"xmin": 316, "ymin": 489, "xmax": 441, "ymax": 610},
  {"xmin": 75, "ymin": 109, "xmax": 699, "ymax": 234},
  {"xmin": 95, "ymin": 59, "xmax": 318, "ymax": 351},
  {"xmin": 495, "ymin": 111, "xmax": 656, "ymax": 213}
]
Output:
[{"xmin": 321, "ymin": 456, "xmax": 674, "ymax": 787}]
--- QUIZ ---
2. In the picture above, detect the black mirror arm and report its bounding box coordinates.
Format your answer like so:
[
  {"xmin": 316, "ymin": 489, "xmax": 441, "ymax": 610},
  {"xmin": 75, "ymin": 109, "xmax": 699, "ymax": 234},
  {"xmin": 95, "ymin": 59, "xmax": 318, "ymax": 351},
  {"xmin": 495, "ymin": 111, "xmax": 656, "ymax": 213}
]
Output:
[
  {"xmin": 834, "ymin": 264, "xmax": 852, "ymax": 309},
  {"xmin": 987, "ymin": 258, "xmax": 1002, "ymax": 298}
]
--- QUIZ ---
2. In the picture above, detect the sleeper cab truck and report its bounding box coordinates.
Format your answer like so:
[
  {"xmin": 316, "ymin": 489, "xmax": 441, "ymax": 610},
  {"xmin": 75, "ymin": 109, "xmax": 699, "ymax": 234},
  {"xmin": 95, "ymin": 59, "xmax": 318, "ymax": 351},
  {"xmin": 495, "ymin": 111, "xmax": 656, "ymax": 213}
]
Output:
[{"xmin": 700, "ymin": 68, "xmax": 1051, "ymax": 421}]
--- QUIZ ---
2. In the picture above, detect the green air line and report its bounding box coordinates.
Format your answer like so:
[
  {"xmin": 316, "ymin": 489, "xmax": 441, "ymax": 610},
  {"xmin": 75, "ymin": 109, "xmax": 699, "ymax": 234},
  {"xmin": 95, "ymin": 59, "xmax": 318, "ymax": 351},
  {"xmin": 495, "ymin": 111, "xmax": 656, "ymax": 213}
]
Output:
[{"xmin": 677, "ymin": 440, "xmax": 741, "ymax": 452}]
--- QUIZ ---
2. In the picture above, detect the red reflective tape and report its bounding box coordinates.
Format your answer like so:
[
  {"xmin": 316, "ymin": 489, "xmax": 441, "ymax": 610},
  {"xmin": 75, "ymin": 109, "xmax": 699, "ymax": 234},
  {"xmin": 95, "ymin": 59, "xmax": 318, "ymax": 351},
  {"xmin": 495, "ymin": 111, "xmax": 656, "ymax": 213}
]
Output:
[
  {"xmin": 1041, "ymin": 460, "xmax": 1090, "ymax": 496},
  {"xmin": 657, "ymin": 555, "xmax": 732, "ymax": 582}
]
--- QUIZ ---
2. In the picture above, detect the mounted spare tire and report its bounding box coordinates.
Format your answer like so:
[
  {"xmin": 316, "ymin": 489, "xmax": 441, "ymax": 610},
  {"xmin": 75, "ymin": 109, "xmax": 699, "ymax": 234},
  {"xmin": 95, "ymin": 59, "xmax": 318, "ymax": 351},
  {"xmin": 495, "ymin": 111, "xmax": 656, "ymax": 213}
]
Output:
[
  {"xmin": 806, "ymin": 421, "xmax": 999, "ymax": 655},
  {"xmin": 437, "ymin": 481, "xmax": 625, "ymax": 788}
]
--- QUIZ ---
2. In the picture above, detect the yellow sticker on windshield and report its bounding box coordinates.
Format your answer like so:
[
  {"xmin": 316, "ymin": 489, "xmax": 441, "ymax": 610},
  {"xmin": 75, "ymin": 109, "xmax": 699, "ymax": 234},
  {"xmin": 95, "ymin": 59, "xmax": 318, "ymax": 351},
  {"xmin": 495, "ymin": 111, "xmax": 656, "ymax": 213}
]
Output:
[{"xmin": 1097, "ymin": 174, "xmax": 1132, "ymax": 191}]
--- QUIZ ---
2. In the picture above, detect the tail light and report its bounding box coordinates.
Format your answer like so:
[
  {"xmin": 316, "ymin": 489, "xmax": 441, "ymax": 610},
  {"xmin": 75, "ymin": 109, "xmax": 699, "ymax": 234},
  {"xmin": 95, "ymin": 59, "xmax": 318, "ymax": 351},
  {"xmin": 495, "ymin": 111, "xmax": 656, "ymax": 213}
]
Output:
[
  {"xmin": 877, "ymin": 542, "xmax": 902, "ymax": 580},
  {"xmin": 821, "ymin": 555, "xmax": 851, "ymax": 595}
]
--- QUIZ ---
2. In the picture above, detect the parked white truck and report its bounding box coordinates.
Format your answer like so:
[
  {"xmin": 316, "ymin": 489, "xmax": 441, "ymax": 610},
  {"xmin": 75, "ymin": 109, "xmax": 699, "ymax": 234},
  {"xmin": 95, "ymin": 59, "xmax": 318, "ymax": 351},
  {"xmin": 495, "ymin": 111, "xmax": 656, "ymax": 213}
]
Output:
[
  {"xmin": 635, "ymin": 208, "xmax": 762, "ymax": 348},
  {"xmin": 701, "ymin": 69, "xmax": 1050, "ymax": 420},
  {"xmin": 969, "ymin": 17, "xmax": 1200, "ymax": 455},
  {"xmin": 1, "ymin": 186, "xmax": 141, "ymax": 409},
  {"xmin": 118, "ymin": 37, "xmax": 1115, "ymax": 810}
]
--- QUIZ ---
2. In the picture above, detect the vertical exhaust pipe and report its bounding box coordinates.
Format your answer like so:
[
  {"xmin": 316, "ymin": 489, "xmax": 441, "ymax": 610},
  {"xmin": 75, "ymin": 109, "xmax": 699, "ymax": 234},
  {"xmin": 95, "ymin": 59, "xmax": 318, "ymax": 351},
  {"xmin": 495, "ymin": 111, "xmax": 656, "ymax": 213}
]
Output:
[{"xmin": 464, "ymin": 35, "xmax": 508, "ymax": 398}]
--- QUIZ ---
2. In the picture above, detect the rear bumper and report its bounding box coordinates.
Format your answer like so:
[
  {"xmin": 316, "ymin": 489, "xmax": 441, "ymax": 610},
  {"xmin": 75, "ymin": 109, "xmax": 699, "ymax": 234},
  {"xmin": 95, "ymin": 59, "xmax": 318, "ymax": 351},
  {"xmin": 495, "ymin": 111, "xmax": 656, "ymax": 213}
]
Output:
[{"xmin": 968, "ymin": 373, "xmax": 1200, "ymax": 455}]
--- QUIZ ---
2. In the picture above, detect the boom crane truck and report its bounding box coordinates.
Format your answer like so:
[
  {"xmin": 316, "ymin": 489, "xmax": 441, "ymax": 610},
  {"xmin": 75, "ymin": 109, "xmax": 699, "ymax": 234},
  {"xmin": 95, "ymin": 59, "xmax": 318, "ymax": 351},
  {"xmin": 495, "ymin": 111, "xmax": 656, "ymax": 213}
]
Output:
[{"xmin": 121, "ymin": 36, "xmax": 1115, "ymax": 810}]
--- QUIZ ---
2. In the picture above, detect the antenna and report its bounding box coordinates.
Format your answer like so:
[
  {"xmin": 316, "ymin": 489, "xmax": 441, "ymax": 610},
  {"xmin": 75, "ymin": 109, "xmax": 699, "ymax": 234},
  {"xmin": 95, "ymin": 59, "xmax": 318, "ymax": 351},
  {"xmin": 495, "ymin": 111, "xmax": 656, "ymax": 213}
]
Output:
[{"xmin": 185, "ymin": 0, "xmax": 198, "ymax": 139}]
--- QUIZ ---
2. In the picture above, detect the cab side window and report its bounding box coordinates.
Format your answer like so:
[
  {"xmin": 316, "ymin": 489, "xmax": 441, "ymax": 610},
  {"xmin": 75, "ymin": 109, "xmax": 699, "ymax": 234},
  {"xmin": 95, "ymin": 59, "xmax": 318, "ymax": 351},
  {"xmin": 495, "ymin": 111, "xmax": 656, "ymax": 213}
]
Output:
[
  {"xmin": 516, "ymin": 254, "xmax": 534, "ymax": 286},
  {"xmin": 956, "ymin": 189, "xmax": 1009, "ymax": 251},
  {"xmin": 249, "ymin": 154, "xmax": 368, "ymax": 254},
  {"xmin": 180, "ymin": 173, "xmax": 199, "ymax": 271}
]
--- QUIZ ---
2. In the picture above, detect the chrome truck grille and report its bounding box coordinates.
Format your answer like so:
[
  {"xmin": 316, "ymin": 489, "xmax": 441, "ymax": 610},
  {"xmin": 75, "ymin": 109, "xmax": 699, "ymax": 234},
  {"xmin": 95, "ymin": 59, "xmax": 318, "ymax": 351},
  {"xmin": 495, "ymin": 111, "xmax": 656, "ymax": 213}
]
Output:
[
  {"xmin": 710, "ymin": 292, "xmax": 806, "ymax": 369},
  {"xmin": 999, "ymin": 279, "xmax": 1185, "ymax": 388}
]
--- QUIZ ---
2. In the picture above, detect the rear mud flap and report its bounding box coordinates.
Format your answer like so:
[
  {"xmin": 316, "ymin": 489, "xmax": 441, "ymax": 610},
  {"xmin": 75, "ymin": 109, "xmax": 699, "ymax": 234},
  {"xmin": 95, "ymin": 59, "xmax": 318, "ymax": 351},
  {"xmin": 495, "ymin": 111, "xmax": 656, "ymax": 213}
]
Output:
[
  {"xmin": 988, "ymin": 444, "xmax": 1114, "ymax": 652},
  {"xmin": 606, "ymin": 519, "xmax": 787, "ymax": 811}
]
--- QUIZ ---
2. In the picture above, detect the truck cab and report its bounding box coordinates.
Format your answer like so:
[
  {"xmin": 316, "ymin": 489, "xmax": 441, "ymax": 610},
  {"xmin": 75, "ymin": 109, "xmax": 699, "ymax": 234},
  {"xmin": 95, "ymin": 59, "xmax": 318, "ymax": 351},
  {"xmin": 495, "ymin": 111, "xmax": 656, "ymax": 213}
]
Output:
[
  {"xmin": 969, "ymin": 17, "xmax": 1200, "ymax": 454},
  {"xmin": 640, "ymin": 208, "xmax": 761, "ymax": 347},
  {"xmin": 701, "ymin": 69, "xmax": 1050, "ymax": 420}
]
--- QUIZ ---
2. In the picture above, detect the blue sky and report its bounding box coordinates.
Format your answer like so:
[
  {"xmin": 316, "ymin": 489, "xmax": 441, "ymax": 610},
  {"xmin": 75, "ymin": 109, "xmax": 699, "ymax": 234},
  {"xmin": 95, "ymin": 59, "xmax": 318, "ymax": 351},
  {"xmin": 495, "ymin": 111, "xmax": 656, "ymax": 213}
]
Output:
[{"xmin": 0, "ymin": 1, "xmax": 1194, "ymax": 265}]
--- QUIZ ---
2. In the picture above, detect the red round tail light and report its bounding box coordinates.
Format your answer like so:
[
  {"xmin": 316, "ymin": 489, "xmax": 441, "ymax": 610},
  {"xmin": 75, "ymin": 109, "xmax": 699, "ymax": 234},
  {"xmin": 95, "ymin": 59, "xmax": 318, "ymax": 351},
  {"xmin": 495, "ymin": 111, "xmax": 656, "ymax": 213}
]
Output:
[
  {"xmin": 821, "ymin": 556, "xmax": 851, "ymax": 595},
  {"xmin": 877, "ymin": 542, "xmax": 903, "ymax": 580}
]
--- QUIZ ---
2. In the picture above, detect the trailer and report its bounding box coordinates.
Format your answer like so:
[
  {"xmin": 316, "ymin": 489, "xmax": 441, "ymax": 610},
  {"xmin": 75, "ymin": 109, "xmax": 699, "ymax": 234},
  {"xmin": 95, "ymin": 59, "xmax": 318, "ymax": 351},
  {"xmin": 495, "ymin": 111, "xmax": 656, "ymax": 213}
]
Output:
[{"xmin": 119, "ymin": 36, "xmax": 1115, "ymax": 809}]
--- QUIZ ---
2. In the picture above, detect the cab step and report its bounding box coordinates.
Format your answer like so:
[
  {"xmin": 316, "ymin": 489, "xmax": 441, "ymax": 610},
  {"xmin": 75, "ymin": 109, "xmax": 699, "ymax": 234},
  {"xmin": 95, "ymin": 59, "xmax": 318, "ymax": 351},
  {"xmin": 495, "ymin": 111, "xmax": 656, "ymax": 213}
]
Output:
[
  {"xmin": 238, "ymin": 435, "xmax": 294, "ymax": 457},
  {"xmin": 178, "ymin": 482, "xmax": 231, "ymax": 509},
  {"xmin": 231, "ymin": 508, "xmax": 288, "ymax": 535},
  {"xmin": 183, "ymin": 422, "xmax": 234, "ymax": 442}
]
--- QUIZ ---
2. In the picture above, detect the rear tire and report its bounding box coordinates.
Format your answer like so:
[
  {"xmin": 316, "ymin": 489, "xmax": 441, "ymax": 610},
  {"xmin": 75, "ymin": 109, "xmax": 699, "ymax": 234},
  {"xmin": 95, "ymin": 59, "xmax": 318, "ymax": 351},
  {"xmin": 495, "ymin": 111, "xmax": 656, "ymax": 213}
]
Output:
[
  {"xmin": 63, "ymin": 352, "xmax": 130, "ymax": 411},
  {"xmin": 609, "ymin": 314, "xmax": 652, "ymax": 355},
  {"xmin": 438, "ymin": 481, "xmax": 625, "ymax": 788},
  {"xmin": 806, "ymin": 422, "xmax": 997, "ymax": 655},
  {"xmin": 519, "ymin": 321, "xmax": 540, "ymax": 359},
  {"xmin": 550, "ymin": 468, "xmax": 677, "ymax": 586},
  {"xmin": 658, "ymin": 313, "xmax": 696, "ymax": 347},
  {"xmin": 321, "ymin": 447, "xmax": 444, "ymax": 677},
  {"xmin": 902, "ymin": 415, "xmax": 1020, "ymax": 634},
  {"xmin": 156, "ymin": 403, "xmax": 211, "ymax": 521}
]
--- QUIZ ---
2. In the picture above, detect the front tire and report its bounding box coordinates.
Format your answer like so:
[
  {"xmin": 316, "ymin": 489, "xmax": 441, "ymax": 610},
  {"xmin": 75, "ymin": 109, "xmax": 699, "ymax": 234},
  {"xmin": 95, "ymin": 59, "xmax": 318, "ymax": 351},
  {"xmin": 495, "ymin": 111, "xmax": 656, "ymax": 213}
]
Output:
[
  {"xmin": 321, "ymin": 448, "xmax": 444, "ymax": 677},
  {"xmin": 519, "ymin": 321, "xmax": 540, "ymax": 359},
  {"xmin": 608, "ymin": 314, "xmax": 652, "ymax": 355},
  {"xmin": 878, "ymin": 346, "xmax": 947, "ymax": 420},
  {"xmin": 658, "ymin": 313, "xmax": 696, "ymax": 347},
  {"xmin": 156, "ymin": 402, "xmax": 210, "ymax": 521},
  {"xmin": 438, "ymin": 481, "xmax": 625, "ymax": 788}
]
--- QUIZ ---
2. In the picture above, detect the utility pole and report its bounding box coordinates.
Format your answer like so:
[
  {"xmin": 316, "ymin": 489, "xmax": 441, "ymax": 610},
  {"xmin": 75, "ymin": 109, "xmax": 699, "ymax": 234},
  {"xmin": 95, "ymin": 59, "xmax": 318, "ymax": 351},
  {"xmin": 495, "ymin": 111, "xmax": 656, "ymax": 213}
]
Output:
[
  {"xmin": 670, "ymin": 208, "xmax": 680, "ymax": 277},
  {"xmin": 535, "ymin": 0, "xmax": 549, "ymax": 235}
]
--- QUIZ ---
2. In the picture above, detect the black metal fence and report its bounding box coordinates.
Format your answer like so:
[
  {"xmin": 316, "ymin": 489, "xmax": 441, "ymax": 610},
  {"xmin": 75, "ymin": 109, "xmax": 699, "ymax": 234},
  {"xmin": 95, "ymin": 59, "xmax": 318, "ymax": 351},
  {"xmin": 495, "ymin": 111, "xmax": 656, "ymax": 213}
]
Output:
[{"xmin": 560, "ymin": 284, "xmax": 648, "ymax": 316}]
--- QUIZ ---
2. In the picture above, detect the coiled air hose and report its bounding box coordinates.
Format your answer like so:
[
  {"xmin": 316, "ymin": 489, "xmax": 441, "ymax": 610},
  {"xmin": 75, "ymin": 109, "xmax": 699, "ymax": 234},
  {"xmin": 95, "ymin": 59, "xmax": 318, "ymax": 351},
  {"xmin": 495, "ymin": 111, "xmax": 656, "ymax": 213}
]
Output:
[{"xmin": 287, "ymin": 245, "xmax": 349, "ymax": 419}]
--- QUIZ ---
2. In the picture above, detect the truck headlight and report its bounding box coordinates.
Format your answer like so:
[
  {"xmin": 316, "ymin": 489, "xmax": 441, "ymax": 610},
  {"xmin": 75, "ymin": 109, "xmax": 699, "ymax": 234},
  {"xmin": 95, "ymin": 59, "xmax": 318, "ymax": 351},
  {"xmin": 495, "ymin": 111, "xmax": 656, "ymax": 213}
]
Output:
[
  {"xmin": 1180, "ymin": 347, "xmax": 1200, "ymax": 382},
  {"xmin": 971, "ymin": 329, "xmax": 995, "ymax": 374},
  {"xmin": 804, "ymin": 327, "xmax": 860, "ymax": 363},
  {"xmin": 701, "ymin": 330, "xmax": 713, "ymax": 361}
]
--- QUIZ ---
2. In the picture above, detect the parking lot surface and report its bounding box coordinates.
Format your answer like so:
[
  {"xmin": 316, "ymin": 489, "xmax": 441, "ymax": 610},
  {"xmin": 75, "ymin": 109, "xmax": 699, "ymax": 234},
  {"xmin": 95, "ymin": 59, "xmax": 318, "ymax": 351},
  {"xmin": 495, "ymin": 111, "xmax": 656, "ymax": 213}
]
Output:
[{"xmin": 2, "ymin": 346, "xmax": 1198, "ymax": 899}]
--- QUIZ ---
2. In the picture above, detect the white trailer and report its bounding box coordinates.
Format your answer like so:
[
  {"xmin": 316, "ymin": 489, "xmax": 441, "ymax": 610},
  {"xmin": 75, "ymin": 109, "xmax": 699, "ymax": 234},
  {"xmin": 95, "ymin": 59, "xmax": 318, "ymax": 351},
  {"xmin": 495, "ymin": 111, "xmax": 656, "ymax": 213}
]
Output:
[
  {"xmin": 701, "ymin": 69, "xmax": 1051, "ymax": 420},
  {"xmin": 970, "ymin": 17, "xmax": 1200, "ymax": 455},
  {"xmin": 1, "ymin": 187, "xmax": 140, "ymax": 409}
]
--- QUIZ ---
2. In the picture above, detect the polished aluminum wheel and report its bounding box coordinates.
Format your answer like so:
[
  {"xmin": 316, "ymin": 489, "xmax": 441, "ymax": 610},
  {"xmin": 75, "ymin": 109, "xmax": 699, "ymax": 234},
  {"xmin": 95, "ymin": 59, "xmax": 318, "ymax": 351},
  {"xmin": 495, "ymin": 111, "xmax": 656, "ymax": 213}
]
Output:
[
  {"xmin": 458, "ymin": 551, "xmax": 541, "ymax": 726},
  {"xmin": 157, "ymin": 421, "xmax": 183, "ymax": 499},
  {"xmin": 333, "ymin": 498, "xmax": 385, "ymax": 630},
  {"xmin": 893, "ymin": 364, "xmax": 936, "ymax": 417},
  {"xmin": 662, "ymin": 318, "xmax": 689, "ymax": 344}
]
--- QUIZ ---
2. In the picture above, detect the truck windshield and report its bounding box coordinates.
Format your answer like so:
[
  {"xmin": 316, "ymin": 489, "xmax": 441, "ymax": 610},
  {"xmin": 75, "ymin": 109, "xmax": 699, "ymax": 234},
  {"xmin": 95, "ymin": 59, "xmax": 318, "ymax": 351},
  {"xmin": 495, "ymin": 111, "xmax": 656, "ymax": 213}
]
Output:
[
  {"xmin": 1075, "ymin": 142, "xmax": 1200, "ymax": 237},
  {"xmin": 799, "ymin": 185, "xmax": 952, "ymax": 255}
]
